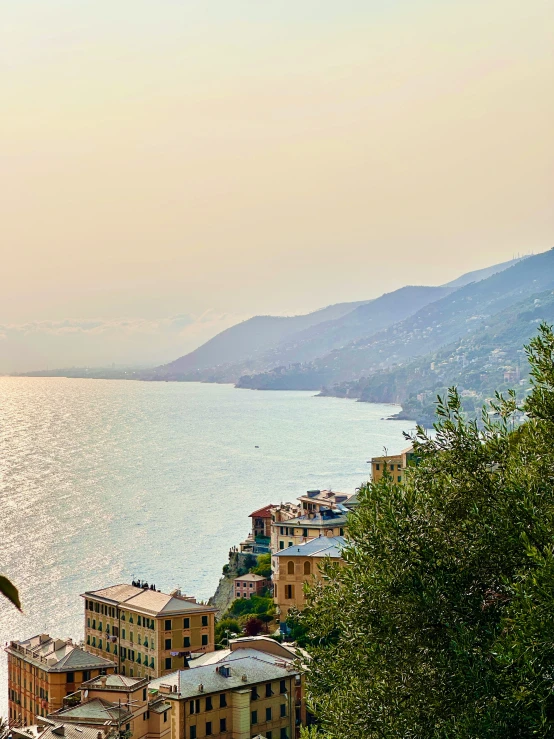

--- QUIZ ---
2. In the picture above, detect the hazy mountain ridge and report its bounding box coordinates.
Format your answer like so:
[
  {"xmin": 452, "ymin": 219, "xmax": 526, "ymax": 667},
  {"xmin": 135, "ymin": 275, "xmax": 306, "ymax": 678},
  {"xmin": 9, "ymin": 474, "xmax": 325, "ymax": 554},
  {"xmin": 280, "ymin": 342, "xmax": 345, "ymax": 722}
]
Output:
[
  {"xmin": 323, "ymin": 288, "xmax": 554, "ymax": 424},
  {"xmin": 152, "ymin": 299, "xmax": 369, "ymax": 379},
  {"xmin": 236, "ymin": 252, "xmax": 552, "ymax": 392}
]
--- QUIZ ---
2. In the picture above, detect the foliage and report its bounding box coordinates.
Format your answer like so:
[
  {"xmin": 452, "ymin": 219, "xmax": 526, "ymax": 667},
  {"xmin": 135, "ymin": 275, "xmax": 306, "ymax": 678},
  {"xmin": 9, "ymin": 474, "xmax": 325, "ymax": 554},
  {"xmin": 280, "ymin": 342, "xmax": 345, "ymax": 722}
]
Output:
[
  {"xmin": 243, "ymin": 617, "xmax": 264, "ymax": 637},
  {"xmin": 225, "ymin": 594, "xmax": 274, "ymax": 620},
  {"xmin": 214, "ymin": 618, "xmax": 241, "ymax": 646},
  {"xmin": 300, "ymin": 727, "xmax": 330, "ymax": 739},
  {"xmin": 250, "ymin": 553, "xmax": 272, "ymax": 578},
  {"xmin": 0, "ymin": 575, "xmax": 21, "ymax": 611},
  {"xmin": 298, "ymin": 324, "xmax": 554, "ymax": 738}
]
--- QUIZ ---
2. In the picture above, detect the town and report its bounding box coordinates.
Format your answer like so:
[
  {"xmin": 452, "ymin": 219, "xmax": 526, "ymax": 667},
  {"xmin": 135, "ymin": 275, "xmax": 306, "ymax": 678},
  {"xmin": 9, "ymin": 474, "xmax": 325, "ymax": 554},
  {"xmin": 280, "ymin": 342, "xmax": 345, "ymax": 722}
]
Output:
[{"xmin": 4, "ymin": 448, "xmax": 414, "ymax": 739}]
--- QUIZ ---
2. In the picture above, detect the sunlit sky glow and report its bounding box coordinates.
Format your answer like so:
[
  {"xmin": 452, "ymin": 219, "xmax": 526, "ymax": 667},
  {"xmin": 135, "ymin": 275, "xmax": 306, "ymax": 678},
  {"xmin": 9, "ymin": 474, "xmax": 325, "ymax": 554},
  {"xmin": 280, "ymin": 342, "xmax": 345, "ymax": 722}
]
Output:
[{"xmin": 1, "ymin": 0, "xmax": 553, "ymax": 370}]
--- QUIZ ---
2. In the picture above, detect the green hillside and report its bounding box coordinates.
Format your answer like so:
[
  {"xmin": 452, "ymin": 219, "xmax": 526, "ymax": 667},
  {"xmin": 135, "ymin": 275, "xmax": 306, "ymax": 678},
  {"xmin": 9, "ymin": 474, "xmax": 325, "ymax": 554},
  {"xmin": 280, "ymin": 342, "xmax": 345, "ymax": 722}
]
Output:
[{"xmin": 324, "ymin": 290, "xmax": 554, "ymax": 425}]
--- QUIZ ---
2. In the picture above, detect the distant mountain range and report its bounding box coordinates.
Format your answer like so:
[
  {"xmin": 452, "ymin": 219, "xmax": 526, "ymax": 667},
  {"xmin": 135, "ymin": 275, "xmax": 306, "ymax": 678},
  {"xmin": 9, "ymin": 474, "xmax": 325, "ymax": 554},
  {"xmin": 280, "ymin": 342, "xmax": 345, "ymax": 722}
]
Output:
[
  {"xmin": 21, "ymin": 252, "xmax": 554, "ymax": 426},
  {"xmin": 148, "ymin": 257, "xmax": 523, "ymax": 386}
]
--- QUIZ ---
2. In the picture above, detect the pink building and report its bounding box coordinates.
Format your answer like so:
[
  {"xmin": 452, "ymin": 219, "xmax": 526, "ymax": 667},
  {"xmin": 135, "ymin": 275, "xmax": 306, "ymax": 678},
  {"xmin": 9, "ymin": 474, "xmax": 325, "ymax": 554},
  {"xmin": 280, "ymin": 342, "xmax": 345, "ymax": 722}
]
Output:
[{"xmin": 234, "ymin": 573, "xmax": 268, "ymax": 600}]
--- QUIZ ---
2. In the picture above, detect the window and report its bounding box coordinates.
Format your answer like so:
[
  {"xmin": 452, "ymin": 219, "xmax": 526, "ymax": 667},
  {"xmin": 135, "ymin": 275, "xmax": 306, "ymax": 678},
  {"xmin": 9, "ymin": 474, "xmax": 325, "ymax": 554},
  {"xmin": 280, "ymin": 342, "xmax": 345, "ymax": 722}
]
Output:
[
  {"xmin": 279, "ymin": 680, "xmax": 286, "ymax": 694},
  {"xmin": 189, "ymin": 728, "xmax": 196, "ymax": 739},
  {"xmin": 288, "ymin": 542, "xmax": 293, "ymax": 547},
  {"xmin": 219, "ymin": 719, "xmax": 226, "ymax": 733},
  {"xmin": 201, "ymin": 635, "xmax": 208, "ymax": 646},
  {"xmin": 114, "ymin": 645, "xmax": 118, "ymax": 656},
  {"xmin": 164, "ymin": 619, "xmax": 171, "ymax": 631},
  {"xmin": 130, "ymin": 632, "xmax": 134, "ymax": 643},
  {"xmin": 129, "ymin": 615, "xmax": 134, "ymax": 624},
  {"xmin": 340, "ymin": 528, "xmax": 344, "ymax": 536},
  {"xmin": 280, "ymin": 730, "xmax": 288, "ymax": 739},
  {"xmin": 163, "ymin": 712, "xmax": 168, "ymax": 723},
  {"xmin": 219, "ymin": 694, "xmax": 227, "ymax": 708},
  {"xmin": 302, "ymin": 528, "xmax": 308, "ymax": 537},
  {"xmin": 205, "ymin": 697, "xmax": 212, "ymax": 711},
  {"xmin": 279, "ymin": 541, "xmax": 284, "ymax": 550},
  {"xmin": 184, "ymin": 637, "xmax": 190, "ymax": 648},
  {"xmin": 138, "ymin": 616, "xmax": 142, "ymax": 626},
  {"xmin": 122, "ymin": 629, "xmax": 126, "ymax": 640},
  {"xmin": 287, "ymin": 561, "xmax": 294, "ymax": 575},
  {"xmin": 280, "ymin": 704, "xmax": 286, "ymax": 717},
  {"xmin": 150, "ymin": 658, "xmax": 154, "ymax": 669},
  {"xmin": 143, "ymin": 688, "xmax": 147, "ymax": 701},
  {"xmin": 98, "ymin": 639, "xmax": 103, "ymax": 650},
  {"xmin": 205, "ymin": 722, "xmax": 212, "ymax": 736},
  {"xmin": 165, "ymin": 658, "xmax": 172, "ymax": 670},
  {"xmin": 87, "ymin": 618, "xmax": 90, "ymax": 628},
  {"xmin": 285, "ymin": 584, "xmax": 294, "ymax": 600},
  {"xmin": 106, "ymin": 643, "xmax": 110, "ymax": 653},
  {"xmin": 121, "ymin": 612, "xmax": 125, "ymax": 620},
  {"xmin": 398, "ymin": 475, "xmax": 402, "ymax": 482},
  {"xmin": 251, "ymin": 710, "xmax": 257, "ymax": 725},
  {"xmin": 165, "ymin": 638, "xmax": 172, "ymax": 650},
  {"xmin": 249, "ymin": 582, "xmax": 253, "ymax": 588},
  {"xmin": 87, "ymin": 635, "xmax": 90, "ymax": 645},
  {"xmin": 92, "ymin": 637, "xmax": 96, "ymax": 647},
  {"xmin": 251, "ymin": 687, "xmax": 258, "ymax": 701},
  {"xmin": 375, "ymin": 463, "xmax": 380, "ymax": 471},
  {"xmin": 265, "ymin": 683, "xmax": 273, "ymax": 698},
  {"xmin": 303, "ymin": 561, "xmax": 311, "ymax": 575},
  {"xmin": 92, "ymin": 620, "xmax": 96, "ymax": 630},
  {"xmin": 138, "ymin": 635, "xmax": 142, "ymax": 646},
  {"xmin": 184, "ymin": 618, "xmax": 190, "ymax": 629},
  {"xmin": 99, "ymin": 622, "xmax": 103, "ymax": 632},
  {"xmin": 66, "ymin": 672, "xmax": 75, "ymax": 684},
  {"xmin": 265, "ymin": 707, "xmax": 272, "ymax": 721},
  {"xmin": 202, "ymin": 616, "xmax": 208, "ymax": 627}
]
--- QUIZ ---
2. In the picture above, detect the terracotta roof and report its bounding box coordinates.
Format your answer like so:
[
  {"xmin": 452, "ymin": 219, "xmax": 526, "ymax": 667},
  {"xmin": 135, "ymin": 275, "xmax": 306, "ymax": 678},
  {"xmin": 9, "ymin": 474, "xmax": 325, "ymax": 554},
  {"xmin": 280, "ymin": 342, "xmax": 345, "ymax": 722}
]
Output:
[
  {"xmin": 249, "ymin": 505, "xmax": 275, "ymax": 518},
  {"xmin": 82, "ymin": 584, "xmax": 216, "ymax": 616}
]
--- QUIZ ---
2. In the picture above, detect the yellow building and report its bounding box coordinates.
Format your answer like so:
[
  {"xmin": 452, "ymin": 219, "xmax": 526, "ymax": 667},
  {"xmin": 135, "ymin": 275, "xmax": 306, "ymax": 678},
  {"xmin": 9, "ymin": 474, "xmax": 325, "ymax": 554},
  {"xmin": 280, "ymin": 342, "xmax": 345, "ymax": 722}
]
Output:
[
  {"xmin": 371, "ymin": 446, "xmax": 415, "ymax": 484},
  {"xmin": 270, "ymin": 508, "xmax": 347, "ymax": 555},
  {"xmin": 273, "ymin": 536, "xmax": 346, "ymax": 621},
  {"xmin": 82, "ymin": 583, "xmax": 217, "ymax": 679},
  {"xmin": 148, "ymin": 637, "xmax": 304, "ymax": 739},
  {"xmin": 48, "ymin": 673, "xmax": 171, "ymax": 739},
  {"xmin": 6, "ymin": 634, "xmax": 115, "ymax": 727},
  {"xmin": 295, "ymin": 490, "xmax": 352, "ymax": 515}
]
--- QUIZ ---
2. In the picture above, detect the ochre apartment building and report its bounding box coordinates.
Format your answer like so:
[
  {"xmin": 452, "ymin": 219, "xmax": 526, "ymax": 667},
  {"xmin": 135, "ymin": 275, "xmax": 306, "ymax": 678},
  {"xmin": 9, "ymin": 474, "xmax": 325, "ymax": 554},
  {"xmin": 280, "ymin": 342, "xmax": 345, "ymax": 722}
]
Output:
[
  {"xmin": 82, "ymin": 583, "xmax": 217, "ymax": 679},
  {"xmin": 48, "ymin": 672, "xmax": 171, "ymax": 739},
  {"xmin": 149, "ymin": 637, "xmax": 303, "ymax": 739},
  {"xmin": 273, "ymin": 536, "xmax": 346, "ymax": 620},
  {"xmin": 6, "ymin": 634, "xmax": 115, "ymax": 726},
  {"xmin": 371, "ymin": 446, "xmax": 415, "ymax": 484}
]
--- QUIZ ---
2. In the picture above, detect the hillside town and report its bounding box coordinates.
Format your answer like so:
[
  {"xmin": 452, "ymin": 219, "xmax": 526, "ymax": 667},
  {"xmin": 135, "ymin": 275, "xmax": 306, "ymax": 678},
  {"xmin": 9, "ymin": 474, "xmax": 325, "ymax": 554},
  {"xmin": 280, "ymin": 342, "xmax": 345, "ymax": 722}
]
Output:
[{"xmin": 4, "ymin": 448, "xmax": 414, "ymax": 739}]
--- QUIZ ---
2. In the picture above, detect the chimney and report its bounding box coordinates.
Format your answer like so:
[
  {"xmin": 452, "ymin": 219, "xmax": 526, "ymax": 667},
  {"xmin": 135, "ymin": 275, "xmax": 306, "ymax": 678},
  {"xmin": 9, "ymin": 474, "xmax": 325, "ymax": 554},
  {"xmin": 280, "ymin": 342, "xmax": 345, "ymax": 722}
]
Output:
[
  {"xmin": 99, "ymin": 676, "xmax": 107, "ymax": 688},
  {"xmin": 52, "ymin": 727, "xmax": 65, "ymax": 736}
]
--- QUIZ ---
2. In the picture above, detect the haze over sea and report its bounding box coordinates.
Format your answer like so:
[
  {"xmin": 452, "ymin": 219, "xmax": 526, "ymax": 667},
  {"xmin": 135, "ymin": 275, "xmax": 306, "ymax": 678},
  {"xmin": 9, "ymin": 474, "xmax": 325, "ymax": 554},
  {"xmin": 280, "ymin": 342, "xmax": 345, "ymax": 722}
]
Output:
[{"xmin": 0, "ymin": 377, "xmax": 410, "ymax": 710}]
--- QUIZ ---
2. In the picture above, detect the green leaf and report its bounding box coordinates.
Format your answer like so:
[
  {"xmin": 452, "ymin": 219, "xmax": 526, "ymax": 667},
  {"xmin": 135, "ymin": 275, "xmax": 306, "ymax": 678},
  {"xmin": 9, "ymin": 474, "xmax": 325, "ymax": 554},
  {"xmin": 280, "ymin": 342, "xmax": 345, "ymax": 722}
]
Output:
[{"xmin": 0, "ymin": 575, "xmax": 21, "ymax": 611}]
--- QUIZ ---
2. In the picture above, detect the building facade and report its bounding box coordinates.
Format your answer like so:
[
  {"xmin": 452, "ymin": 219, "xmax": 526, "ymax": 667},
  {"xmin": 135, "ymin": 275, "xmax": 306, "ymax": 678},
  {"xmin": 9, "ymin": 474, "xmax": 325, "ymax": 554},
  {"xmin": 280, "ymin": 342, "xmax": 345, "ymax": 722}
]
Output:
[
  {"xmin": 6, "ymin": 634, "xmax": 115, "ymax": 727},
  {"xmin": 48, "ymin": 673, "xmax": 171, "ymax": 739},
  {"xmin": 149, "ymin": 643, "xmax": 303, "ymax": 739},
  {"xmin": 234, "ymin": 574, "xmax": 269, "ymax": 600},
  {"xmin": 82, "ymin": 583, "xmax": 217, "ymax": 679},
  {"xmin": 273, "ymin": 536, "xmax": 346, "ymax": 621},
  {"xmin": 270, "ymin": 509, "xmax": 347, "ymax": 555},
  {"xmin": 371, "ymin": 446, "xmax": 414, "ymax": 484}
]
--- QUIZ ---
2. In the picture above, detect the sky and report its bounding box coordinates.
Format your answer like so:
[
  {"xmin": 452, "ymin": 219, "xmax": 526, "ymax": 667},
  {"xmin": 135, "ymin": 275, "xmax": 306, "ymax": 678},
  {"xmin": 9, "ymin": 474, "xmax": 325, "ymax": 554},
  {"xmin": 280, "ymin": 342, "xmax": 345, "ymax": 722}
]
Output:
[{"xmin": 1, "ymin": 0, "xmax": 553, "ymax": 371}]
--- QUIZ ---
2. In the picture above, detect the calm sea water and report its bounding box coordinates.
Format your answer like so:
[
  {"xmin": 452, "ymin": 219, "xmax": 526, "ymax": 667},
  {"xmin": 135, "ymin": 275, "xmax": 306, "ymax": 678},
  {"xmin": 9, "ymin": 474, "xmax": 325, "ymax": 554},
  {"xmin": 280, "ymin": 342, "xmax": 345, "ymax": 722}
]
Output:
[{"xmin": 0, "ymin": 377, "xmax": 411, "ymax": 712}]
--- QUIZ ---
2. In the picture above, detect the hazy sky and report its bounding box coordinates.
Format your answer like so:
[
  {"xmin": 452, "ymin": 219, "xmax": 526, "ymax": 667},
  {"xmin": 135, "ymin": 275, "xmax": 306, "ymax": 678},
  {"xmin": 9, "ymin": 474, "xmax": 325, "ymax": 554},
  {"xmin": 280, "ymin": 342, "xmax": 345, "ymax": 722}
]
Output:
[{"xmin": 1, "ymin": 0, "xmax": 553, "ymax": 370}]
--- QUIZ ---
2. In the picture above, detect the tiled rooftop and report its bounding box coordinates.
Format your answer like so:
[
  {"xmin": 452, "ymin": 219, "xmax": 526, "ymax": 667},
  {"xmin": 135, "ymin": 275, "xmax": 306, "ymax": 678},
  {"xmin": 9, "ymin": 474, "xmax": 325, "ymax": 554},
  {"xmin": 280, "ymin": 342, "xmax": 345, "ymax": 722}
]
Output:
[
  {"xmin": 6, "ymin": 634, "xmax": 115, "ymax": 673},
  {"xmin": 82, "ymin": 584, "xmax": 217, "ymax": 616},
  {"xmin": 274, "ymin": 535, "xmax": 346, "ymax": 559},
  {"xmin": 149, "ymin": 652, "xmax": 299, "ymax": 700}
]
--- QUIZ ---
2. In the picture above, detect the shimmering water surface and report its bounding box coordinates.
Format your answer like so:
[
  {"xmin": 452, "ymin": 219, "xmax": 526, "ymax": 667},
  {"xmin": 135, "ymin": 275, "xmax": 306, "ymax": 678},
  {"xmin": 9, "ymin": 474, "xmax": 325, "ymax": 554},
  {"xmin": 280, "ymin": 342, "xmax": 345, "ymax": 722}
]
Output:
[{"xmin": 0, "ymin": 377, "xmax": 411, "ymax": 712}]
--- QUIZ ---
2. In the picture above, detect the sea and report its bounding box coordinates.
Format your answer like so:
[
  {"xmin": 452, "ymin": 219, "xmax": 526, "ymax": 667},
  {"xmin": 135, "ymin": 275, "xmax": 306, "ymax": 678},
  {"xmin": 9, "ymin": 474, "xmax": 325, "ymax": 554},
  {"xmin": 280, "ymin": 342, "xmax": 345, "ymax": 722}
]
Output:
[{"xmin": 0, "ymin": 376, "xmax": 412, "ymax": 712}]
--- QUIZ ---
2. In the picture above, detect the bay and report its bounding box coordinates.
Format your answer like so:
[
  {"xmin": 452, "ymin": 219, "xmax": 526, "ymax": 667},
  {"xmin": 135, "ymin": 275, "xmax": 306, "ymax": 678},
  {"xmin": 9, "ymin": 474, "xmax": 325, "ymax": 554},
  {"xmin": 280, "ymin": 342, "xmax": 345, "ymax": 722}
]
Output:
[{"xmin": 0, "ymin": 376, "xmax": 411, "ymax": 712}]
